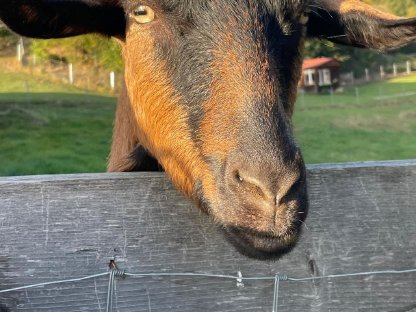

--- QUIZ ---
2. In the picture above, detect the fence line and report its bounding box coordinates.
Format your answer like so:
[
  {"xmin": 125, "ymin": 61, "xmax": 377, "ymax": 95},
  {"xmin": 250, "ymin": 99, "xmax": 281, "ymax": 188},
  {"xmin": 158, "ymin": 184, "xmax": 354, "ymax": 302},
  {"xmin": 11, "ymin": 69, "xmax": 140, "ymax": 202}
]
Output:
[
  {"xmin": 5, "ymin": 50, "xmax": 122, "ymax": 93},
  {"xmin": 341, "ymin": 60, "xmax": 415, "ymax": 84},
  {"xmin": 9, "ymin": 43, "xmax": 416, "ymax": 95},
  {"xmin": 1, "ymin": 267, "xmax": 416, "ymax": 312}
]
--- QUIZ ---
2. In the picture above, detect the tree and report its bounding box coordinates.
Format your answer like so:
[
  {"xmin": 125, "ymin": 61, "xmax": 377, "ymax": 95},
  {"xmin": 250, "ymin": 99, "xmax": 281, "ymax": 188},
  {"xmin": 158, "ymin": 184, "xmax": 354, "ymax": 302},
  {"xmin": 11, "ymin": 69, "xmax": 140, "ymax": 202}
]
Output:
[
  {"xmin": 0, "ymin": 25, "xmax": 18, "ymax": 53},
  {"xmin": 31, "ymin": 35, "xmax": 123, "ymax": 71}
]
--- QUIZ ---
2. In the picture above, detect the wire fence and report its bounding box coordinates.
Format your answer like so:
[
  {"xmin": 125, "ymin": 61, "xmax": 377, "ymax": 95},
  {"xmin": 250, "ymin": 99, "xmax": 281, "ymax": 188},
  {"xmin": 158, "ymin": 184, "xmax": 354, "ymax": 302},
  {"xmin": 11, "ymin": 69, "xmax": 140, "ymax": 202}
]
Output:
[
  {"xmin": 340, "ymin": 61, "xmax": 415, "ymax": 85},
  {"xmin": 1, "ymin": 267, "xmax": 416, "ymax": 312},
  {"xmin": 5, "ymin": 40, "xmax": 416, "ymax": 97},
  {"xmin": 2, "ymin": 45, "xmax": 122, "ymax": 95},
  {"xmin": 17, "ymin": 57, "xmax": 122, "ymax": 94}
]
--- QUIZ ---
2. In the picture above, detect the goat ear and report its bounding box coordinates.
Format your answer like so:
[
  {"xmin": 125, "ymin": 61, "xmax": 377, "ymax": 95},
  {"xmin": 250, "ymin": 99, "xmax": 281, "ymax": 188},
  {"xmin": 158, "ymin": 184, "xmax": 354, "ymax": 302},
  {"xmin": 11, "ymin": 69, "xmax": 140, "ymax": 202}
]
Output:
[
  {"xmin": 307, "ymin": 0, "xmax": 416, "ymax": 51},
  {"xmin": 0, "ymin": 0, "xmax": 126, "ymax": 39}
]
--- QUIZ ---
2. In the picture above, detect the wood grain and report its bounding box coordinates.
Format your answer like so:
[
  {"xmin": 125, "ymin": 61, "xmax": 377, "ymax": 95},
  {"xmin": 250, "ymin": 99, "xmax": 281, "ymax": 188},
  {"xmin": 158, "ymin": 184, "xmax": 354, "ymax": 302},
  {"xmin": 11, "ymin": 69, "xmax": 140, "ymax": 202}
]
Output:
[{"xmin": 0, "ymin": 160, "xmax": 415, "ymax": 311}]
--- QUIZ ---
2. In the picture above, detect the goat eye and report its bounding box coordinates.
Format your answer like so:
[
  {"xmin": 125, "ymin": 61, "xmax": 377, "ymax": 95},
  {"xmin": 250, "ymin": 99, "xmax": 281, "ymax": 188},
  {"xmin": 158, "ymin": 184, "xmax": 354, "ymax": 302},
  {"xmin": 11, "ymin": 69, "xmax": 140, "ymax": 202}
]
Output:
[
  {"xmin": 299, "ymin": 13, "xmax": 309, "ymax": 25},
  {"xmin": 132, "ymin": 5, "xmax": 155, "ymax": 24}
]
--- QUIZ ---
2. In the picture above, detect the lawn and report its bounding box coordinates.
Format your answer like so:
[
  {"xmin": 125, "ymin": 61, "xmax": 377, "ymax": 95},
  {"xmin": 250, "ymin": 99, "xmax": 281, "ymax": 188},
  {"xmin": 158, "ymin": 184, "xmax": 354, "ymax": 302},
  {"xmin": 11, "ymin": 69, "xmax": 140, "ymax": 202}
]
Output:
[
  {"xmin": 0, "ymin": 67, "xmax": 415, "ymax": 176},
  {"xmin": 0, "ymin": 69, "xmax": 116, "ymax": 176},
  {"xmin": 294, "ymin": 75, "xmax": 416, "ymax": 163}
]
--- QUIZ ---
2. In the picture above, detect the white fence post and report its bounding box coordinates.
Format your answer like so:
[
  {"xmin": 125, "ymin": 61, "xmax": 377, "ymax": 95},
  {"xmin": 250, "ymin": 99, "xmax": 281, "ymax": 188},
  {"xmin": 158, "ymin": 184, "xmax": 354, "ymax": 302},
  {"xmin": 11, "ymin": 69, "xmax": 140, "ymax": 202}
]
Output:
[
  {"xmin": 380, "ymin": 66, "xmax": 385, "ymax": 79},
  {"xmin": 110, "ymin": 71, "xmax": 116, "ymax": 91},
  {"xmin": 407, "ymin": 61, "xmax": 412, "ymax": 75},
  {"xmin": 393, "ymin": 63, "xmax": 397, "ymax": 77},
  {"xmin": 17, "ymin": 38, "xmax": 25, "ymax": 64},
  {"xmin": 365, "ymin": 68, "xmax": 370, "ymax": 82},
  {"xmin": 68, "ymin": 63, "xmax": 74, "ymax": 84},
  {"xmin": 17, "ymin": 43, "xmax": 22, "ymax": 62}
]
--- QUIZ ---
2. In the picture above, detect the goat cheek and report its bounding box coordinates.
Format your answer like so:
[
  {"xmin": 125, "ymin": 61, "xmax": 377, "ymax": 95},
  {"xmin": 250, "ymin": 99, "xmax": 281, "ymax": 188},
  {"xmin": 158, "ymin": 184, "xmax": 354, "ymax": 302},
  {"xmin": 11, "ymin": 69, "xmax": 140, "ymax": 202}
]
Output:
[{"xmin": 123, "ymin": 31, "xmax": 212, "ymax": 199}]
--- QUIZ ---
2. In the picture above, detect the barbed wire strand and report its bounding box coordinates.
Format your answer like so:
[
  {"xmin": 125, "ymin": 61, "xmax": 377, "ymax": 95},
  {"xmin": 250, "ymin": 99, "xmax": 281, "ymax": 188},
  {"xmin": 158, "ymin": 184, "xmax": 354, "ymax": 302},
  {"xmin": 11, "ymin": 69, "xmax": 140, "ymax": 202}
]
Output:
[
  {"xmin": 0, "ymin": 272, "xmax": 109, "ymax": 294},
  {"xmin": 124, "ymin": 268, "xmax": 416, "ymax": 281},
  {"xmin": 1, "ymin": 268, "xmax": 416, "ymax": 312},
  {"xmin": 286, "ymin": 269, "xmax": 416, "ymax": 282},
  {"xmin": 2, "ymin": 268, "xmax": 415, "ymax": 294}
]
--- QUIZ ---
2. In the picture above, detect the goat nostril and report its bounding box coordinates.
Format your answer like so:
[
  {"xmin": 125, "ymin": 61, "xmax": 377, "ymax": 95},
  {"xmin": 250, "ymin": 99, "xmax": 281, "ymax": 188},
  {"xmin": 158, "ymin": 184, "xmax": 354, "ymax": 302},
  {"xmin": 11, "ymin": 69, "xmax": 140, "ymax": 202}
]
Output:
[
  {"xmin": 234, "ymin": 170, "xmax": 244, "ymax": 183},
  {"xmin": 277, "ymin": 175, "xmax": 303, "ymax": 206},
  {"xmin": 231, "ymin": 170, "xmax": 268, "ymax": 198}
]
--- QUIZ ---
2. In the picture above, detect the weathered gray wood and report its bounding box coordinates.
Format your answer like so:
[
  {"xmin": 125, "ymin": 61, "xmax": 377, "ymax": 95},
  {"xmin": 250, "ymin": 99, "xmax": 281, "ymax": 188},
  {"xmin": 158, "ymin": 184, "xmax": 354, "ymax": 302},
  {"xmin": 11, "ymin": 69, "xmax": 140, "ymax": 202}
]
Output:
[{"xmin": 0, "ymin": 160, "xmax": 415, "ymax": 312}]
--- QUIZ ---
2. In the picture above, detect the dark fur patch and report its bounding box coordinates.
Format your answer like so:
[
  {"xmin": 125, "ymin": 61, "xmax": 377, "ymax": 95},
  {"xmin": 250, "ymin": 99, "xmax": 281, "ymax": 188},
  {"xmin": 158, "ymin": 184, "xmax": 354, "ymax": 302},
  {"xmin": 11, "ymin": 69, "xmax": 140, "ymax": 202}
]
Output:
[
  {"xmin": 307, "ymin": 4, "xmax": 416, "ymax": 51},
  {"xmin": 130, "ymin": 145, "xmax": 163, "ymax": 172},
  {"xmin": 0, "ymin": 0, "xmax": 126, "ymax": 39}
]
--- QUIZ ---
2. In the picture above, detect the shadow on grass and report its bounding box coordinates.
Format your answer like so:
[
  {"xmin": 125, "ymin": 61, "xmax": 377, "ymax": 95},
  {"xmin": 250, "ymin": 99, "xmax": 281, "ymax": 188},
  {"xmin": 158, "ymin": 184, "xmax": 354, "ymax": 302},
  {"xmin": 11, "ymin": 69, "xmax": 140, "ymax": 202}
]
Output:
[{"xmin": 0, "ymin": 92, "xmax": 116, "ymax": 106}]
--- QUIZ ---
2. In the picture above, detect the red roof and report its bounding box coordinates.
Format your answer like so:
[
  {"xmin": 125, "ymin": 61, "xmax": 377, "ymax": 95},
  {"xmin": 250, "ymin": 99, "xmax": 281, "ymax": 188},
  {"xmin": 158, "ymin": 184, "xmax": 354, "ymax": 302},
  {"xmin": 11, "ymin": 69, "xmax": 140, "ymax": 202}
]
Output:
[{"xmin": 302, "ymin": 57, "xmax": 339, "ymax": 70}]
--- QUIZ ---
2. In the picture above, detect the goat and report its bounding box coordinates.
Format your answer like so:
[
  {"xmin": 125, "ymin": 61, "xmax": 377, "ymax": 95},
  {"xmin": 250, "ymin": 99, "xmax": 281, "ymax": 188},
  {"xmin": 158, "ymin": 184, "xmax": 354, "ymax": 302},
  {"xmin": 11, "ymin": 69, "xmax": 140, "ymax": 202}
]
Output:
[{"xmin": 1, "ymin": 0, "xmax": 415, "ymax": 259}]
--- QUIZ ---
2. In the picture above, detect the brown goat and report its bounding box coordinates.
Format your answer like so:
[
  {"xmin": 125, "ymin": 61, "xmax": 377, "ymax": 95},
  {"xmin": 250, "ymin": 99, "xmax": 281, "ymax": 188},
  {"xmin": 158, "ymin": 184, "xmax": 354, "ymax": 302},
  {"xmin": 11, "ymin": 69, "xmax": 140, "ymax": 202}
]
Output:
[{"xmin": 1, "ymin": 0, "xmax": 415, "ymax": 259}]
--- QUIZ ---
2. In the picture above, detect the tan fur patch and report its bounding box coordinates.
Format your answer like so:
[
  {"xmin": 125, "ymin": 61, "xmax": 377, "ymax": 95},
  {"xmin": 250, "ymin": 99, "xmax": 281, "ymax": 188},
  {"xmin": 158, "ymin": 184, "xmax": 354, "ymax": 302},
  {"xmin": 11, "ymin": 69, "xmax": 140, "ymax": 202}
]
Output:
[{"xmin": 122, "ymin": 19, "xmax": 209, "ymax": 198}]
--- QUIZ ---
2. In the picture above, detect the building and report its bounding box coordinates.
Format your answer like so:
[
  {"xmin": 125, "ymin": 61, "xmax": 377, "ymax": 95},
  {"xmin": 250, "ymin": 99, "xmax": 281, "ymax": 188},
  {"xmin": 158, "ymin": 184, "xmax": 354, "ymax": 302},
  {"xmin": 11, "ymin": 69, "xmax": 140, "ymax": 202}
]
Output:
[{"xmin": 300, "ymin": 57, "xmax": 341, "ymax": 92}]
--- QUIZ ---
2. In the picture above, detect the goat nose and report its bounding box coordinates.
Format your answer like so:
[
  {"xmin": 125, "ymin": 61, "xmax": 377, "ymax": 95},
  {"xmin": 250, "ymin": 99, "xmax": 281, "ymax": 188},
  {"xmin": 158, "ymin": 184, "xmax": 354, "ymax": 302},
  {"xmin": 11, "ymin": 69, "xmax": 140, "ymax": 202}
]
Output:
[{"xmin": 228, "ymin": 163, "xmax": 302, "ymax": 207}]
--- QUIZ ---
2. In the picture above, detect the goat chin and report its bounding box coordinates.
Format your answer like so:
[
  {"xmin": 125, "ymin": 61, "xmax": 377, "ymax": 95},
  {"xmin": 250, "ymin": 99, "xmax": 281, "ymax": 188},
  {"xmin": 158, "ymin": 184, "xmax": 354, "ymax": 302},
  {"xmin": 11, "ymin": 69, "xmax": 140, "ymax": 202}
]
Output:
[{"xmin": 222, "ymin": 226, "xmax": 302, "ymax": 260}]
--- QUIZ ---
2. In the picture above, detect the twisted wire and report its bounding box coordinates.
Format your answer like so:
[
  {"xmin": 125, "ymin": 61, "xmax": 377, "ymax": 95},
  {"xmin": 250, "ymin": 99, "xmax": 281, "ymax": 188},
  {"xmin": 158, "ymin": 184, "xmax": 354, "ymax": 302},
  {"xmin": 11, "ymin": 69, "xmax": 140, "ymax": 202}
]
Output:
[{"xmin": 0, "ymin": 267, "xmax": 415, "ymax": 312}]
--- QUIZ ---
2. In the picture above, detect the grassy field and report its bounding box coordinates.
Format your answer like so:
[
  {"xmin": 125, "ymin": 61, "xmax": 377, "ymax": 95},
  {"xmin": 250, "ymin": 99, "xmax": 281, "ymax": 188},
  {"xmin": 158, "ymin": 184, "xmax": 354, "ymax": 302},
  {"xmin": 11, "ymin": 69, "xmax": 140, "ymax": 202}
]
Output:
[
  {"xmin": 0, "ymin": 66, "xmax": 416, "ymax": 176},
  {"xmin": 294, "ymin": 75, "xmax": 416, "ymax": 163},
  {"xmin": 0, "ymin": 70, "xmax": 116, "ymax": 176}
]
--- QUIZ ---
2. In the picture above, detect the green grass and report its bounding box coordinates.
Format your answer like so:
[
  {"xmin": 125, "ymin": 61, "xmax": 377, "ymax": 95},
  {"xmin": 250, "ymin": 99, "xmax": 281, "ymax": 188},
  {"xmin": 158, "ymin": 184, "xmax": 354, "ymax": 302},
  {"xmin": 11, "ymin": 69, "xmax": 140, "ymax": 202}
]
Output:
[
  {"xmin": 294, "ymin": 75, "xmax": 416, "ymax": 164},
  {"xmin": 0, "ymin": 67, "xmax": 416, "ymax": 176},
  {"xmin": 0, "ymin": 69, "xmax": 116, "ymax": 176},
  {"xmin": 0, "ymin": 70, "xmax": 82, "ymax": 93}
]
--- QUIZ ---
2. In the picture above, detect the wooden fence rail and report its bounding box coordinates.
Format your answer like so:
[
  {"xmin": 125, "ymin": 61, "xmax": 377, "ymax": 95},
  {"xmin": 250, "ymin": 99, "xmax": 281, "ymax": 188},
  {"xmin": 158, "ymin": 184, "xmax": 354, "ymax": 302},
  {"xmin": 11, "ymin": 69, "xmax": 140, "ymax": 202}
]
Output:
[{"xmin": 0, "ymin": 160, "xmax": 415, "ymax": 311}]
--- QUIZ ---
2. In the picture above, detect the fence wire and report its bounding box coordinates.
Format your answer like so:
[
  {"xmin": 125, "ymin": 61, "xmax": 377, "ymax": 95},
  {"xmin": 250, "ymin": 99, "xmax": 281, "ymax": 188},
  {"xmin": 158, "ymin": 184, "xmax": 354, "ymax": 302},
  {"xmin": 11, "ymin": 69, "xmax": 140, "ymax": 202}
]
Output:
[{"xmin": 1, "ymin": 267, "xmax": 416, "ymax": 312}]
